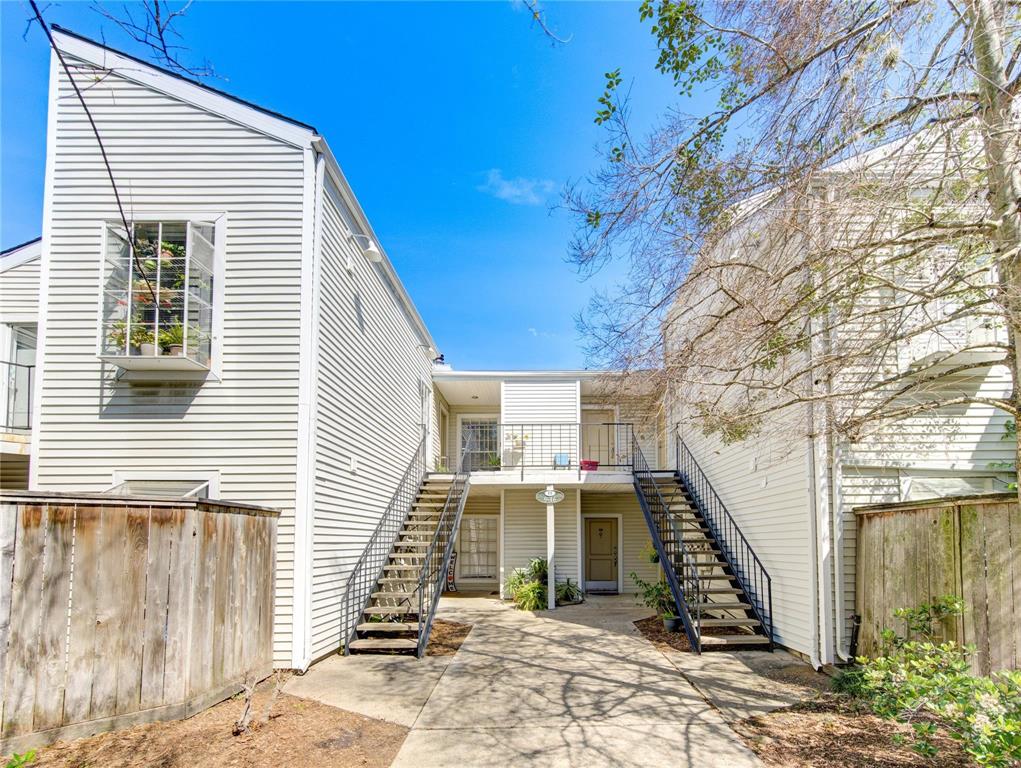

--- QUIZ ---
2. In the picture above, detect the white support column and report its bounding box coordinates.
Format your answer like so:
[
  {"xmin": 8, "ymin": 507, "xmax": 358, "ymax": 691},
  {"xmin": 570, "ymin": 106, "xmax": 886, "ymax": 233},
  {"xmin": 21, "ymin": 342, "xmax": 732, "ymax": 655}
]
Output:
[{"xmin": 546, "ymin": 483, "xmax": 556, "ymax": 611}]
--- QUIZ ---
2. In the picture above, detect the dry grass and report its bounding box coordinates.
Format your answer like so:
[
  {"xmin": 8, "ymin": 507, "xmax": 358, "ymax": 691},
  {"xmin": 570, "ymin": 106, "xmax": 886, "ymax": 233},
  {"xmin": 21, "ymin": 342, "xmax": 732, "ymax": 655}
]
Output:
[
  {"xmin": 734, "ymin": 697, "xmax": 973, "ymax": 768},
  {"xmin": 633, "ymin": 615, "xmax": 743, "ymax": 652},
  {"xmin": 28, "ymin": 681, "xmax": 407, "ymax": 768},
  {"xmin": 425, "ymin": 618, "xmax": 472, "ymax": 656}
]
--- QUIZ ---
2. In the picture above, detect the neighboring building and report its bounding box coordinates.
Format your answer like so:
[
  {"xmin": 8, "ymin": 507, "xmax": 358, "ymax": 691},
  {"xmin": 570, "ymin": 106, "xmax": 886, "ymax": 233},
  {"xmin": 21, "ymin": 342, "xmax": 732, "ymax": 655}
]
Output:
[
  {"xmin": 0, "ymin": 239, "xmax": 40, "ymax": 490},
  {"xmin": 661, "ymin": 142, "xmax": 1016, "ymax": 666}
]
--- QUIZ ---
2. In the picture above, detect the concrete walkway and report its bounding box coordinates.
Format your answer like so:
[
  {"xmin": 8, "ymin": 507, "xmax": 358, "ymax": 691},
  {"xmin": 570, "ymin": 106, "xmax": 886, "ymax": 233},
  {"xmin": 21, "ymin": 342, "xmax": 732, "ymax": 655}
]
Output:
[{"xmin": 290, "ymin": 596, "xmax": 771, "ymax": 767}]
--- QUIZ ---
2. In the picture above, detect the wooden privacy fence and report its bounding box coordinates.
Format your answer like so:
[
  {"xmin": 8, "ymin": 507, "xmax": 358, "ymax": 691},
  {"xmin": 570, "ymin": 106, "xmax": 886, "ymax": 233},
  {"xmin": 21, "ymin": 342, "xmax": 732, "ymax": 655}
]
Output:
[
  {"xmin": 855, "ymin": 493, "xmax": 1019, "ymax": 675},
  {"xmin": 0, "ymin": 490, "xmax": 278, "ymax": 754}
]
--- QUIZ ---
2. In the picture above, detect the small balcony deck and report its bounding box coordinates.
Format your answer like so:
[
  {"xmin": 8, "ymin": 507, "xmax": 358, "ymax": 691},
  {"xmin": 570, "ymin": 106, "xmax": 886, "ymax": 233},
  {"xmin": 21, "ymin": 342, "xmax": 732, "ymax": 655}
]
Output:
[{"xmin": 460, "ymin": 422, "xmax": 635, "ymax": 483}]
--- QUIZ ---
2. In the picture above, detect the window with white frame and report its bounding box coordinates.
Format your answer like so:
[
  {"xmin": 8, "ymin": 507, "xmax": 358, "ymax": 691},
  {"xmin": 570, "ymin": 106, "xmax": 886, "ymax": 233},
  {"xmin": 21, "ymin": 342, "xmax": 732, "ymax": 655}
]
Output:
[
  {"xmin": 101, "ymin": 220, "xmax": 215, "ymax": 369},
  {"xmin": 458, "ymin": 516, "xmax": 498, "ymax": 579}
]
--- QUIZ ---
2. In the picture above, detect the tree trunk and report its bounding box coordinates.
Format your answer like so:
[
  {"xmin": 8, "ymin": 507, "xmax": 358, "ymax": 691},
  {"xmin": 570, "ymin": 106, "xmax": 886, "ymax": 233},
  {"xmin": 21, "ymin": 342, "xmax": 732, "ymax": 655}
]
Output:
[{"xmin": 967, "ymin": 0, "xmax": 1021, "ymax": 502}]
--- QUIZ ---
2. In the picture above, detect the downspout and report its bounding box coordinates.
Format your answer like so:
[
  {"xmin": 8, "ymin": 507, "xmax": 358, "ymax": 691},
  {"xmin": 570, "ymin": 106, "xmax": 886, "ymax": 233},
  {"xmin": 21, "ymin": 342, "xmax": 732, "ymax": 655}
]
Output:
[{"xmin": 805, "ymin": 401, "xmax": 823, "ymax": 670}]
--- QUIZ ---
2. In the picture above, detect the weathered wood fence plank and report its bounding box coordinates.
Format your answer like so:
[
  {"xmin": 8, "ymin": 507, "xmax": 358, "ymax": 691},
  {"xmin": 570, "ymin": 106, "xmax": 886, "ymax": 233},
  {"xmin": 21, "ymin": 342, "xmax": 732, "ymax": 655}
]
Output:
[
  {"xmin": 0, "ymin": 492, "xmax": 278, "ymax": 754},
  {"xmin": 856, "ymin": 494, "xmax": 1020, "ymax": 675}
]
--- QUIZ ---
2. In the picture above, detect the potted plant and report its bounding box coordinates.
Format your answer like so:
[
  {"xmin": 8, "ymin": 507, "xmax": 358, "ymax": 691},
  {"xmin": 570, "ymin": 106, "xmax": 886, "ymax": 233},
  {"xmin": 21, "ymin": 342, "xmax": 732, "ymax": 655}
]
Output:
[
  {"xmin": 486, "ymin": 453, "xmax": 502, "ymax": 471},
  {"xmin": 158, "ymin": 322, "xmax": 186, "ymax": 356},
  {"xmin": 661, "ymin": 610, "xmax": 682, "ymax": 633},
  {"xmin": 134, "ymin": 326, "xmax": 157, "ymax": 356}
]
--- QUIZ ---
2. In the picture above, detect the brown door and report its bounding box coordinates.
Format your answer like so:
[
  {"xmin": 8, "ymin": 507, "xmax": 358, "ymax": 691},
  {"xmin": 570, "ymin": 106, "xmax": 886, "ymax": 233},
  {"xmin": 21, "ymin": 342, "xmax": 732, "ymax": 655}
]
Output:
[{"xmin": 585, "ymin": 517, "xmax": 618, "ymax": 593}]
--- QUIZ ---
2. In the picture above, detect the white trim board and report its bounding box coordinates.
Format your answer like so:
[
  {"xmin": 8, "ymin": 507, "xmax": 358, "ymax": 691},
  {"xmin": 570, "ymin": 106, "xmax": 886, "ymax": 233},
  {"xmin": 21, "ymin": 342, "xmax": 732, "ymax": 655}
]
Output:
[
  {"xmin": 0, "ymin": 240, "xmax": 41, "ymax": 273},
  {"xmin": 109, "ymin": 469, "xmax": 221, "ymax": 498},
  {"xmin": 52, "ymin": 28, "xmax": 315, "ymax": 148},
  {"xmin": 580, "ymin": 512, "xmax": 625, "ymax": 594}
]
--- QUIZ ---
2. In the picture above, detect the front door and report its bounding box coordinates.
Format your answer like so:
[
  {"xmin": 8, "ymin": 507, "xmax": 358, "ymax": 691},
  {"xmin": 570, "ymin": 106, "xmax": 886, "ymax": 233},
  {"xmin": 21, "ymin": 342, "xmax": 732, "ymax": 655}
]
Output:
[{"xmin": 585, "ymin": 517, "xmax": 618, "ymax": 593}]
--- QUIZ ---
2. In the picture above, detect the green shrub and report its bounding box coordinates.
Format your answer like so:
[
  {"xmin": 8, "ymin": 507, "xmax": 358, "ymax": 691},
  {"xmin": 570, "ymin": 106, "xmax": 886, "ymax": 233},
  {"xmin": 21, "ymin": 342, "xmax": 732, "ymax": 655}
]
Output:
[
  {"xmin": 525, "ymin": 557, "xmax": 548, "ymax": 583},
  {"xmin": 630, "ymin": 571, "xmax": 674, "ymax": 616},
  {"xmin": 5, "ymin": 751, "xmax": 36, "ymax": 768},
  {"xmin": 555, "ymin": 578, "xmax": 583, "ymax": 605},
  {"xmin": 514, "ymin": 580, "xmax": 548, "ymax": 611},
  {"xmin": 846, "ymin": 595, "xmax": 1021, "ymax": 766},
  {"xmin": 504, "ymin": 567, "xmax": 530, "ymax": 599}
]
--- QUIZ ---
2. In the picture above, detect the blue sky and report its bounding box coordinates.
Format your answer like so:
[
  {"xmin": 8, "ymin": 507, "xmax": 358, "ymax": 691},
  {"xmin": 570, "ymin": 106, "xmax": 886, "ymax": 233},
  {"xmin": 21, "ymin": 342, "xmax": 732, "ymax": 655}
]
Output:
[{"xmin": 1, "ymin": 1, "xmax": 683, "ymax": 369}]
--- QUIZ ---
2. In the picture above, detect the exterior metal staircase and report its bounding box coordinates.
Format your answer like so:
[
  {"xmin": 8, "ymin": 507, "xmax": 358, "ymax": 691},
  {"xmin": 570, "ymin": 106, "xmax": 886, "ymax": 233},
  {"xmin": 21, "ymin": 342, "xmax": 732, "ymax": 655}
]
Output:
[
  {"xmin": 632, "ymin": 434, "xmax": 773, "ymax": 652},
  {"xmin": 340, "ymin": 433, "xmax": 474, "ymax": 657}
]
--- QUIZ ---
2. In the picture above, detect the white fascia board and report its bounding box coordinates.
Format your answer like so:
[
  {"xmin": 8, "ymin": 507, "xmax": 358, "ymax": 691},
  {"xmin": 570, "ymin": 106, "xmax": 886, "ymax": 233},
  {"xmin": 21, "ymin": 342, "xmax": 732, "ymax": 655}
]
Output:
[
  {"xmin": 51, "ymin": 29, "xmax": 316, "ymax": 149},
  {"xmin": 29, "ymin": 51, "xmax": 60, "ymax": 490},
  {"xmin": 312, "ymin": 136, "xmax": 436, "ymax": 354},
  {"xmin": 433, "ymin": 370, "xmax": 620, "ymax": 381},
  {"xmin": 0, "ymin": 239, "xmax": 42, "ymax": 273}
]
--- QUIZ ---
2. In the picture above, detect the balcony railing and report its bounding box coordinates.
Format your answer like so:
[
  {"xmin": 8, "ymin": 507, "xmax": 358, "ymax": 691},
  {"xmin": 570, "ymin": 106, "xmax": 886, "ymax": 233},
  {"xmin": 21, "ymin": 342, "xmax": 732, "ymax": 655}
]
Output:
[
  {"xmin": 459, "ymin": 422, "xmax": 634, "ymax": 479},
  {"xmin": 2, "ymin": 361, "xmax": 34, "ymax": 431}
]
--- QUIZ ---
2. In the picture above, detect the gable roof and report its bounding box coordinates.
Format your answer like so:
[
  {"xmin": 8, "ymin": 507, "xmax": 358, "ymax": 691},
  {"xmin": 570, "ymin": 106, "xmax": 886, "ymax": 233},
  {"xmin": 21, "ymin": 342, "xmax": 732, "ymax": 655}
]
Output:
[
  {"xmin": 48, "ymin": 26, "xmax": 437, "ymax": 352},
  {"xmin": 0, "ymin": 238, "xmax": 42, "ymax": 273},
  {"xmin": 51, "ymin": 26, "xmax": 317, "ymax": 148}
]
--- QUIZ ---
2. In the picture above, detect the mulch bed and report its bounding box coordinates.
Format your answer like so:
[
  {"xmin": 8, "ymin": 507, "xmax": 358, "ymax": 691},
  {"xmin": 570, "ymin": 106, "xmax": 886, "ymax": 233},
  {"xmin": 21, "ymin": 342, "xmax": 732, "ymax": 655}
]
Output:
[
  {"xmin": 633, "ymin": 615, "xmax": 740, "ymax": 652},
  {"xmin": 734, "ymin": 696, "xmax": 973, "ymax": 767},
  {"xmin": 28, "ymin": 679, "xmax": 408, "ymax": 768},
  {"xmin": 426, "ymin": 618, "xmax": 472, "ymax": 656}
]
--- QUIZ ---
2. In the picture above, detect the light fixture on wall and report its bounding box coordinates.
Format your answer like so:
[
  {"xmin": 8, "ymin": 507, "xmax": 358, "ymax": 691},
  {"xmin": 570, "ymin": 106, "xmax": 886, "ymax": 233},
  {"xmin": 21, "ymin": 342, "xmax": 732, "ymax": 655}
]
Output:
[{"xmin": 350, "ymin": 232, "xmax": 383, "ymax": 263}]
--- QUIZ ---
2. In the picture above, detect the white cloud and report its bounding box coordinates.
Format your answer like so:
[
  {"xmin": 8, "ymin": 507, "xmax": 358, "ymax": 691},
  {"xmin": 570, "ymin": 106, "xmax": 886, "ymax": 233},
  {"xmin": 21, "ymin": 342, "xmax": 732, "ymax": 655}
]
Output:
[{"xmin": 478, "ymin": 169, "xmax": 555, "ymax": 206}]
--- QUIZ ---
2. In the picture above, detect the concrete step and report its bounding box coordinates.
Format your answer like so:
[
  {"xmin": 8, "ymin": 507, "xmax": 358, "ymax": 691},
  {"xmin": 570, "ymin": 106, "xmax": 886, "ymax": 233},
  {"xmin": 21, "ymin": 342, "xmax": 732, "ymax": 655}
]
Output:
[{"xmin": 348, "ymin": 638, "xmax": 418, "ymax": 653}]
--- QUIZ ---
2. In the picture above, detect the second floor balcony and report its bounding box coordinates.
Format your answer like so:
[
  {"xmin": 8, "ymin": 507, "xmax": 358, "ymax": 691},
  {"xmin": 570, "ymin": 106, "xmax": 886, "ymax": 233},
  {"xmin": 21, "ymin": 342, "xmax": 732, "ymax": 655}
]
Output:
[{"xmin": 459, "ymin": 422, "xmax": 635, "ymax": 480}]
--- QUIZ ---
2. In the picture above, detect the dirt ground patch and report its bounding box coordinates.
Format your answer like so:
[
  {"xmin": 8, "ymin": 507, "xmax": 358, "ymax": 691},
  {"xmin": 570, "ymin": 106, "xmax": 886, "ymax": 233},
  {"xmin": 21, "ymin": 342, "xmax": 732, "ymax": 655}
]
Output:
[
  {"xmin": 27, "ymin": 681, "xmax": 407, "ymax": 768},
  {"xmin": 734, "ymin": 696, "xmax": 972, "ymax": 768},
  {"xmin": 633, "ymin": 615, "xmax": 744, "ymax": 652},
  {"xmin": 425, "ymin": 618, "xmax": 472, "ymax": 656}
]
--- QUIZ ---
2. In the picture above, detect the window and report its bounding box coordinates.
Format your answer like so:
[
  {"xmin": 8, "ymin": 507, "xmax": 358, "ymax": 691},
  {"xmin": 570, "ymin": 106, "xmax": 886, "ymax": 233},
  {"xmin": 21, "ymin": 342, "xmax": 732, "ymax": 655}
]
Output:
[
  {"xmin": 458, "ymin": 516, "xmax": 498, "ymax": 580},
  {"xmin": 461, "ymin": 417, "xmax": 500, "ymax": 471},
  {"xmin": 100, "ymin": 220, "xmax": 216, "ymax": 371}
]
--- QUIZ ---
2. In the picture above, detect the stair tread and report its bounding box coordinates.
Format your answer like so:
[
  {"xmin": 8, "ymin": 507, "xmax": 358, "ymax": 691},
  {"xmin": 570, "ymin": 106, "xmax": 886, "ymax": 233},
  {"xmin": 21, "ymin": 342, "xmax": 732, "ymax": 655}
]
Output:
[
  {"xmin": 365, "ymin": 605, "xmax": 415, "ymax": 614},
  {"xmin": 695, "ymin": 602, "xmax": 750, "ymax": 610},
  {"xmin": 349, "ymin": 638, "xmax": 418, "ymax": 652},
  {"xmin": 700, "ymin": 618, "xmax": 761, "ymax": 627},
  {"xmin": 371, "ymin": 591, "xmax": 418, "ymax": 599},
  {"xmin": 356, "ymin": 622, "xmax": 418, "ymax": 633},
  {"xmin": 701, "ymin": 634, "xmax": 771, "ymax": 646}
]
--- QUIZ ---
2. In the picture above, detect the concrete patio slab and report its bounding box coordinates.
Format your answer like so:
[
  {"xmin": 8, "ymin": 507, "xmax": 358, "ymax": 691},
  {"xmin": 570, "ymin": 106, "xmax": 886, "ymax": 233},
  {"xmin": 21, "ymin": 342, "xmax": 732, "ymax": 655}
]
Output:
[
  {"xmin": 284, "ymin": 653, "xmax": 451, "ymax": 728},
  {"xmin": 393, "ymin": 721, "xmax": 760, "ymax": 768},
  {"xmin": 661, "ymin": 647, "xmax": 830, "ymax": 723},
  {"xmin": 391, "ymin": 595, "xmax": 762, "ymax": 767}
]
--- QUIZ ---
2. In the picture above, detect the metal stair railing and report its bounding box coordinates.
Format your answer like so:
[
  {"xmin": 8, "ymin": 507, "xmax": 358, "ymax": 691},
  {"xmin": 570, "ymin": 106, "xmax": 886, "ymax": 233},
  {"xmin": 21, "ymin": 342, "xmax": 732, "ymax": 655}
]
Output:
[
  {"xmin": 340, "ymin": 436, "xmax": 427, "ymax": 654},
  {"xmin": 415, "ymin": 430, "xmax": 476, "ymax": 657},
  {"xmin": 675, "ymin": 433, "xmax": 774, "ymax": 646},
  {"xmin": 631, "ymin": 434, "xmax": 703, "ymax": 652}
]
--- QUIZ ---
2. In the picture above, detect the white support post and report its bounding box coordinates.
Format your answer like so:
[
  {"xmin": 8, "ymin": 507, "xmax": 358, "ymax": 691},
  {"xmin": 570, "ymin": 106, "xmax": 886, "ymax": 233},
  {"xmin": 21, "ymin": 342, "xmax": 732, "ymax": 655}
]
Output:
[{"xmin": 546, "ymin": 483, "xmax": 556, "ymax": 611}]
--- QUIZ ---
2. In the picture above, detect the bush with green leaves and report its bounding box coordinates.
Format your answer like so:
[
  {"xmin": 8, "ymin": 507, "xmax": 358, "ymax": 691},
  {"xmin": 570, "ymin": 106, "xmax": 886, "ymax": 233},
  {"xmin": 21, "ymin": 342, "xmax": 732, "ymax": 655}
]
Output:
[
  {"xmin": 514, "ymin": 580, "xmax": 548, "ymax": 611},
  {"xmin": 629, "ymin": 571, "xmax": 674, "ymax": 616},
  {"xmin": 5, "ymin": 751, "xmax": 36, "ymax": 768},
  {"xmin": 556, "ymin": 578, "xmax": 583, "ymax": 605},
  {"xmin": 841, "ymin": 595, "xmax": 1021, "ymax": 766}
]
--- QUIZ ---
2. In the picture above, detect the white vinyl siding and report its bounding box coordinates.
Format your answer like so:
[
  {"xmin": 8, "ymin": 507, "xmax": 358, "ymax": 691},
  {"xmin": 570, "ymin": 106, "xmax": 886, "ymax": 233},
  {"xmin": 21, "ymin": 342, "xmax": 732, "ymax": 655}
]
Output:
[
  {"xmin": 673, "ymin": 421, "xmax": 816, "ymax": 656},
  {"xmin": 0, "ymin": 256, "xmax": 41, "ymax": 317},
  {"xmin": 502, "ymin": 379, "xmax": 580, "ymax": 424},
  {"xmin": 308, "ymin": 174, "xmax": 433, "ymax": 660},
  {"xmin": 502, "ymin": 489, "xmax": 547, "ymax": 587},
  {"xmin": 36, "ymin": 55, "xmax": 306, "ymax": 664}
]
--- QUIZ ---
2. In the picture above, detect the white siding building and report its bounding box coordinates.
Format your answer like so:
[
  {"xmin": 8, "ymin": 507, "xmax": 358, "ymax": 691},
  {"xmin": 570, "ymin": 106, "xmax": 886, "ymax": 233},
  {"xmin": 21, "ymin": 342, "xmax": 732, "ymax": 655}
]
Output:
[{"xmin": 18, "ymin": 28, "xmax": 437, "ymax": 670}]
